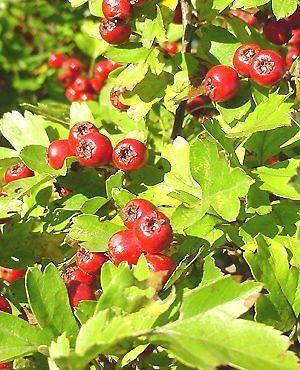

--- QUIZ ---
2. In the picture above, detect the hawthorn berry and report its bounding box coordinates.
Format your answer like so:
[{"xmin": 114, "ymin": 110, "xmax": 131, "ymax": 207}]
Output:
[
  {"xmin": 186, "ymin": 96, "xmax": 208, "ymax": 117},
  {"xmin": 72, "ymin": 76, "xmax": 90, "ymax": 93},
  {"xmin": 286, "ymin": 47, "xmax": 299, "ymax": 69},
  {"xmin": 63, "ymin": 265, "xmax": 95, "ymax": 286},
  {"xmin": 69, "ymin": 121, "xmax": 99, "ymax": 151},
  {"xmin": 286, "ymin": 6, "xmax": 300, "ymax": 30},
  {"xmin": 266, "ymin": 156, "xmax": 278, "ymax": 165},
  {"xmin": 108, "ymin": 230, "xmax": 143, "ymax": 266},
  {"xmin": 64, "ymin": 57, "xmax": 83, "ymax": 78},
  {"xmin": 162, "ymin": 41, "xmax": 178, "ymax": 56},
  {"xmin": 122, "ymin": 198, "xmax": 156, "ymax": 229},
  {"xmin": 290, "ymin": 30, "xmax": 300, "ymax": 48},
  {"xmin": 47, "ymin": 139, "xmax": 74, "ymax": 170},
  {"xmin": 90, "ymin": 77, "xmax": 105, "ymax": 93},
  {"xmin": 263, "ymin": 19, "xmax": 292, "ymax": 45},
  {"xmin": 204, "ymin": 65, "xmax": 240, "ymax": 102},
  {"xmin": 48, "ymin": 52, "xmax": 64, "ymax": 69},
  {"xmin": 0, "ymin": 362, "xmax": 12, "ymax": 369},
  {"xmin": 102, "ymin": 0, "xmax": 133, "ymax": 22},
  {"xmin": 145, "ymin": 254, "xmax": 176, "ymax": 286},
  {"xmin": 67, "ymin": 281, "xmax": 95, "ymax": 308},
  {"xmin": 112, "ymin": 138, "xmax": 148, "ymax": 171},
  {"xmin": 78, "ymin": 91, "xmax": 94, "ymax": 102},
  {"xmin": 0, "ymin": 295, "xmax": 12, "ymax": 314},
  {"xmin": 65, "ymin": 85, "xmax": 80, "ymax": 102},
  {"xmin": 233, "ymin": 43, "xmax": 262, "ymax": 77},
  {"xmin": 75, "ymin": 132, "xmax": 113, "ymax": 167},
  {"xmin": 94, "ymin": 60, "xmax": 111, "ymax": 80},
  {"xmin": 76, "ymin": 247, "xmax": 107, "ymax": 275},
  {"xmin": 4, "ymin": 162, "xmax": 34, "ymax": 184},
  {"xmin": 99, "ymin": 18, "xmax": 131, "ymax": 45},
  {"xmin": 173, "ymin": 3, "xmax": 182, "ymax": 24},
  {"xmin": 249, "ymin": 50, "xmax": 285, "ymax": 86},
  {"xmin": 58, "ymin": 70, "xmax": 74, "ymax": 87},
  {"xmin": 54, "ymin": 183, "xmax": 71, "ymax": 198},
  {"xmin": 110, "ymin": 87, "xmax": 129, "ymax": 110},
  {"xmin": 229, "ymin": 9, "xmax": 259, "ymax": 28},
  {"xmin": 134, "ymin": 210, "xmax": 173, "ymax": 253},
  {"xmin": 0, "ymin": 267, "xmax": 26, "ymax": 283}
]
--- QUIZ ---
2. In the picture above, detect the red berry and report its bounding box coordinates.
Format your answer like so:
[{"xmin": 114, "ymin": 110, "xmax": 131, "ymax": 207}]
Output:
[
  {"xmin": 65, "ymin": 85, "xmax": 80, "ymax": 102},
  {"xmin": 63, "ymin": 265, "xmax": 95, "ymax": 286},
  {"xmin": 286, "ymin": 7, "xmax": 300, "ymax": 30},
  {"xmin": 204, "ymin": 65, "xmax": 240, "ymax": 102},
  {"xmin": 290, "ymin": 29, "xmax": 300, "ymax": 48},
  {"xmin": 48, "ymin": 52, "xmax": 64, "ymax": 69},
  {"xmin": 286, "ymin": 46, "xmax": 299, "ymax": 69},
  {"xmin": 0, "ymin": 295, "xmax": 12, "ymax": 314},
  {"xmin": 112, "ymin": 138, "xmax": 148, "ymax": 171},
  {"xmin": 54, "ymin": 183, "xmax": 71, "ymax": 198},
  {"xmin": 94, "ymin": 60, "xmax": 111, "ymax": 80},
  {"xmin": 47, "ymin": 139, "xmax": 74, "ymax": 170},
  {"xmin": 0, "ymin": 267, "xmax": 26, "ymax": 283},
  {"xmin": 0, "ymin": 362, "xmax": 12, "ymax": 369},
  {"xmin": 249, "ymin": 50, "xmax": 285, "ymax": 86},
  {"xmin": 233, "ymin": 43, "xmax": 262, "ymax": 77},
  {"xmin": 186, "ymin": 96, "xmax": 208, "ymax": 117},
  {"xmin": 90, "ymin": 77, "xmax": 105, "ymax": 93},
  {"xmin": 134, "ymin": 210, "xmax": 173, "ymax": 253},
  {"xmin": 4, "ymin": 162, "xmax": 34, "ymax": 184},
  {"xmin": 106, "ymin": 59, "xmax": 121, "ymax": 72},
  {"xmin": 58, "ymin": 70, "xmax": 74, "ymax": 88},
  {"xmin": 122, "ymin": 198, "xmax": 156, "ymax": 229},
  {"xmin": 102, "ymin": 0, "xmax": 133, "ymax": 22},
  {"xmin": 76, "ymin": 247, "xmax": 107, "ymax": 275},
  {"xmin": 78, "ymin": 92, "xmax": 94, "ymax": 102},
  {"xmin": 162, "ymin": 41, "xmax": 178, "ymax": 56},
  {"xmin": 69, "ymin": 121, "xmax": 99, "ymax": 151},
  {"xmin": 108, "ymin": 230, "xmax": 143, "ymax": 266},
  {"xmin": 75, "ymin": 132, "xmax": 113, "ymax": 167},
  {"xmin": 67, "ymin": 281, "xmax": 95, "ymax": 308},
  {"xmin": 266, "ymin": 156, "xmax": 278, "ymax": 165},
  {"xmin": 263, "ymin": 19, "xmax": 292, "ymax": 45},
  {"xmin": 64, "ymin": 58, "xmax": 83, "ymax": 78},
  {"xmin": 72, "ymin": 76, "xmax": 90, "ymax": 93},
  {"xmin": 145, "ymin": 254, "xmax": 176, "ymax": 286},
  {"xmin": 99, "ymin": 18, "xmax": 131, "ymax": 45},
  {"xmin": 110, "ymin": 87, "xmax": 129, "ymax": 110},
  {"xmin": 173, "ymin": 3, "xmax": 182, "ymax": 24},
  {"xmin": 230, "ymin": 9, "xmax": 259, "ymax": 27}
]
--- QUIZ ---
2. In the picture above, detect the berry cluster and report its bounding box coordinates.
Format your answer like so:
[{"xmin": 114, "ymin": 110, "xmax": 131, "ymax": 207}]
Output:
[
  {"xmin": 48, "ymin": 53, "xmax": 120, "ymax": 102},
  {"xmin": 46, "ymin": 121, "xmax": 148, "ymax": 171},
  {"xmin": 108, "ymin": 198, "xmax": 176, "ymax": 286}
]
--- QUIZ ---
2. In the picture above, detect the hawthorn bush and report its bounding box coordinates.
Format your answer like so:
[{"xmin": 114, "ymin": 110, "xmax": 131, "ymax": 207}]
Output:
[{"xmin": 0, "ymin": 0, "xmax": 300, "ymax": 369}]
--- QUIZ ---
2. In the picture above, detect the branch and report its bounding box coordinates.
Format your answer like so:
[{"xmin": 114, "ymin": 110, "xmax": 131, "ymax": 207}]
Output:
[{"xmin": 170, "ymin": 0, "xmax": 193, "ymax": 141}]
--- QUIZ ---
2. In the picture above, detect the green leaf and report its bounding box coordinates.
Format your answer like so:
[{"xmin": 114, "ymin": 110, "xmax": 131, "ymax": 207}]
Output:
[
  {"xmin": 106, "ymin": 171, "xmax": 123, "ymax": 199},
  {"xmin": 0, "ymin": 111, "xmax": 50, "ymax": 152},
  {"xmin": 26, "ymin": 264, "xmax": 78, "ymax": 339},
  {"xmin": 105, "ymin": 43, "xmax": 151, "ymax": 64},
  {"xmin": 70, "ymin": 102, "xmax": 95, "ymax": 126},
  {"xmin": 141, "ymin": 6, "xmax": 167, "ymax": 48},
  {"xmin": 190, "ymin": 138, "xmax": 254, "ymax": 221},
  {"xmin": 254, "ymin": 159, "xmax": 300, "ymax": 200},
  {"xmin": 272, "ymin": 0, "xmax": 298, "ymax": 19},
  {"xmin": 68, "ymin": 0, "xmax": 88, "ymax": 6}
]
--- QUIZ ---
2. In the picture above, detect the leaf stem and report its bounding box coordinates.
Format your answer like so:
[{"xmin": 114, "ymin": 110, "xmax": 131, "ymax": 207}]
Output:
[{"xmin": 170, "ymin": 0, "xmax": 193, "ymax": 141}]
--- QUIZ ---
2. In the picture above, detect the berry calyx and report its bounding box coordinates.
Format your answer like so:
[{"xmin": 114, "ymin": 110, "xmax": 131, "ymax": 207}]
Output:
[
  {"xmin": 47, "ymin": 139, "xmax": 74, "ymax": 170},
  {"xmin": 69, "ymin": 121, "xmax": 99, "ymax": 151},
  {"xmin": 249, "ymin": 50, "xmax": 285, "ymax": 86},
  {"xmin": 99, "ymin": 18, "xmax": 131, "ymax": 45},
  {"xmin": 204, "ymin": 65, "xmax": 240, "ymax": 102},
  {"xmin": 75, "ymin": 132, "xmax": 113, "ymax": 167},
  {"xmin": 63, "ymin": 265, "xmax": 95, "ymax": 286},
  {"xmin": 122, "ymin": 198, "xmax": 156, "ymax": 229},
  {"xmin": 67, "ymin": 281, "xmax": 95, "ymax": 308},
  {"xmin": 112, "ymin": 138, "xmax": 148, "ymax": 171},
  {"xmin": 76, "ymin": 247, "xmax": 107, "ymax": 275},
  {"xmin": 145, "ymin": 254, "xmax": 176, "ymax": 286},
  {"xmin": 64, "ymin": 57, "xmax": 83, "ymax": 78},
  {"xmin": 134, "ymin": 210, "xmax": 173, "ymax": 253},
  {"xmin": 110, "ymin": 87, "xmax": 129, "ymax": 110},
  {"xmin": 48, "ymin": 52, "xmax": 64, "ymax": 69},
  {"xmin": 4, "ymin": 162, "xmax": 34, "ymax": 184},
  {"xmin": 0, "ymin": 295, "xmax": 12, "ymax": 314},
  {"xmin": 162, "ymin": 41, "xmax": 178, "ymax": 56},
  {"xmin": 102, "ymin": 0, "xmax": 133, "ymax": 22},
  {"xmin": 0, "ymin": 267, "xmax": 26, "ymax": 283},
  {"xmin": 263, "ymin": 19, "xmax": 292, "ymax": 45},
  {"xmin": 233, "ymin": 43, "xmax": 262, "ymax": 77},
  {"xmin": 108, "ymin": 230, "xmax": 143, "ymax": 266}
]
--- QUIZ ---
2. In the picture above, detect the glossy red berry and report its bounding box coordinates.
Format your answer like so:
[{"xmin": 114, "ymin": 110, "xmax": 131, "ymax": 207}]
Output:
[
  {"xmin": 233, "ymin": 43, "xmax": 262, "ymax": 77},
  {"xmin": 99, "ymin": 18, "xmax": 131, "ymax": 45},
  {"xmin": 108, "ymin": 230, "xmax": 143, "ymax": 266},
  {"xmin": 4, "ymin": 162, "xmax": 34, "ymax": 184},
  {"xmin": 106, "ymin": 59, "xmax": 121, "ymax": 72},
  {"xmin": 162, "ymin": 41, "xmax": 178, "ymax": 56},
  {"xmin": 134, "ymin": 210, "xmax": 173, "ymax": 253},
  {"xmin": 263, "ymin": 19, "xmax": 292, "ymax": 45},
  {"xmin": 266, "ymin": 156, "xmax": 278, "ymax": 165},
  {"xmin": 69, "ymin": 121, "xmax": 99, "ymax": 151},
  {"xmin": 0, "ymin": 295, "xmax": 12, "ymax": 314},
  {"xmin": 204, "ymin": 65, "xmax": 240, "ymax": 102},
  {"xmin": 290, "ymin": 29, "xmax": 300, "ymax": 48},
  {"xmin": 63, "ymin": 265, "xmax": 95, "ymax": 286},
  {"xmin": 112, "ymin": 138, "xmax": 148, "ymax": 171},
  {"xmin": 76, "ymin": 247, "xmax": 107, "ymax": 275},
  {"xmin": 72, "ymin": 76, "xmax": 90, "ymax": 93},
  {"xmin": 90, "ymin": 77, "xmax": 105, "ymax": 93},
  {"xmin": 75, "ymin": 132, "xmax": 113, "ymax": 167},
  {"xmin": 122, "ymin": 198, "xmax": 156, "ymax": 229},
  {"xmin": 249, "ymin": 50, "xmax": 285, "ymax": 86},
  {"xmin": 110, "ymin": 87, "xmax": 129, "ymax": 110},
  {"xmin": 78, "ymin": 92, "xmax": 94, "ymax": 102},
  {"xmin": 58, "ymin": 70, "xmax": 74, "ymax": 87},
  {"xmin": 173, "ymin": 3, "xmax": 182, "ymax": 24},
  {"xmin": 186, "ymin": 96, "xmax": 208, "ymax": 117},
  {"xmin": 94, "ymin": 60, "xmax": 111, "ymax": 80},
  {"xmin": 67, "ymin": 281, "xmax": 95, "ymax": 308},
  {"xmin": 64, "ymin": 58, "xmax": 83, "ymax": 78},
  {"xmin": 286, "ymin": 47, "xmax": 299, "ymax": 69},
  {"xmin": 286, "ymin": 7, "xmax": 300, "ymax": 30},
  {"xmin": 47, "ymin": 139, "xmax": 74, "ymax": 170},
  {"xmin": 0, "ymin": 267, "xmax": 26, "ymax": 283},
  {"xmin": 102, "ymin": 0, "xmax": 133, "ymax": 22},
  {"xmin": 230, "ymin": 9, "xmax": 259, "ymax": 28},
  {"xmin": 0, "ymin": 362, "xmax": 12, "ymax": 369},
  {"xmin": 48, "ymin": 52, "xmax": 64, "ymax": 69},
  {"xmin": 65, "ymin": 85, "xmax": 80, "ymax": 102},
  {"xmin": 145, "ymin": 254, "xmax": 176, "ymax": 286}
]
